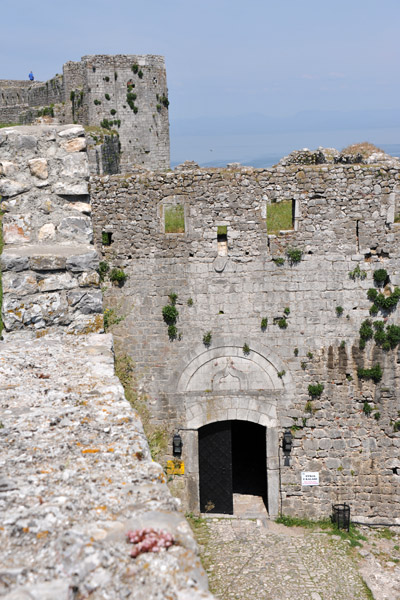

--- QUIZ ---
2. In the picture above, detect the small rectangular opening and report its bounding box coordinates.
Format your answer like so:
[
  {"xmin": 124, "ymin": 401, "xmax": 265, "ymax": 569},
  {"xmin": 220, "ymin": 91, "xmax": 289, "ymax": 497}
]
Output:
[
  {"xmin": 164, "ymin": 205, "xmax": 185, "ymax": 233},
  {"xmin": 267, "ymin": 200, "xmax": 294, "ymax": 235},
  {"xmin": 217, "ymin": 226, "xmax": 228, "ymax": 256},
  {"xmin": 102, "ymin": 231, "xmax": 113, "ymax": 246}
]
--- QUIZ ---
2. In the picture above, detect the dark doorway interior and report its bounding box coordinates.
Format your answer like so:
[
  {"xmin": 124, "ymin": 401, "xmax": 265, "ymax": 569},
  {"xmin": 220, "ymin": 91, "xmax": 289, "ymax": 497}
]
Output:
[{"xmin": 199, "ymin": 420, "xmax": 267, "ymax": 514}]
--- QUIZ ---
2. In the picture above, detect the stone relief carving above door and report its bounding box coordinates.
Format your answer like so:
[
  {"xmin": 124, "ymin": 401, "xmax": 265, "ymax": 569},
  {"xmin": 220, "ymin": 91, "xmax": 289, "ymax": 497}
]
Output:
[{"xmin": 185, "ymin": 354, "xmax": 281, "ymax": 392}]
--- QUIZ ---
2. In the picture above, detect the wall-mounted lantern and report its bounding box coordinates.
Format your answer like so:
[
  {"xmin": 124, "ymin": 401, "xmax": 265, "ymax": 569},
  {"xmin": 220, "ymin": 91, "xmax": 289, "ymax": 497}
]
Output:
[
  {"xmin": 282, "ymin": 429, "xmax": 293, "ymax": 466},
  {"xmin": 173, "ymin": 433, "xmax": 183, "ymax": 457}
]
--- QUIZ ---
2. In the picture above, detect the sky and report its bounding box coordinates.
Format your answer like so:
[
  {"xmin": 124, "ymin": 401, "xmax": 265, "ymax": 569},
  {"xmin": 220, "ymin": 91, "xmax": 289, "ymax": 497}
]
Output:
[{"xmin": 2, "ymin": 0, "xmax": 400, "ymax": 165}]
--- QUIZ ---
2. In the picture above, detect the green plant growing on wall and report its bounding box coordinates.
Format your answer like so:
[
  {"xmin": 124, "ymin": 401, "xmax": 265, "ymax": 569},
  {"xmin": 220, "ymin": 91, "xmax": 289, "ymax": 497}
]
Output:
[
  {"xmin": 138, "ymin": 69, "xmax": 144, "ymax": 79},
  {"xmin": 373, "ymin": 269, "xmax": 388, "ymax": 286},
  {"xmin": 340, "ymin": 340, "xmax": 346, "ymax": 349},
  {"xmin": 369, "ymin": 304, "xmax": 379, "ymax": 316},
  {"xmin": 187, "ymin": 297, "xmax": 193, "ymax": 306},
  {"xmin": 100, "ymin": 118, "xmax": 112, "ymax": 130},
  {"xmin": 374, "ymin": 412, "xmax": 381, "ymax": 420},
  {"xmin": 272, "ymin": 257, "xmax": 285, "ymax": 266},
  {"xmin": 336, "ymin": 306, "xmax": 344, "ymax": 316},
  {"xmin": 168, "ymin": 325, "xmax": 177, "ymax": 340},
  {"xmin": 203, "ymin": 331, "xmax": 212, "ymax": 347},
  {"xmin": 286, "ymin": 247, "xmax": 302, "ymax": 265},
  {"xmin": 110, "ymin": 109, "xmax": 117, "ymax": 116},
  {"xmin": 242, "ymin": 343, "xmax": 250, "ymax": 355},
  {"xmin": 349, "ymin": 265, "xmax": 367, "ymax": 280},
  {"xmin": 277, "ymin": 370, "xmax": 286, "ymax": 378},
  {"xmin": 301, "ymin": 361, "xmax": 307, "ymax": 370},
  {"xmin": 278, "ymin": 317, "xmax": 288, "ymax": 329},
  {"xmin": 98, "ymin": 261, "xmax": 110, "ymax": 282},
  {"xmin": 105, "ymin": 93, "xmax": 111, "ymax": 101},
  {"xmin": 162, "ymin": 304, "xmax": 179, "ymax": 324},
  {"xmin": 114, "ymin": 353, "xmax": 167, "ymax": 460},
  {"xmin": 362, "ymin": 401, "xmax": 372, "ymax": 416},
  {"xmin": 132, "ymin": 64, "xmax": 139, "ymax": 74},
  {"xmin": 359, "ymin": 319, "xmax": 373, "ymax": 349},
  {"xmin": 308, "ymin": 382, "xmax": 324, "ymax": 398},
  {"xmin": 373, "ymin": 287, "xmax": 400, "ymax": 311},
  {"xmin": 284, "ymin": 307, "xmax": 290, "ymax": 316},
  {"xmin": 168, "ymin": 292, "xmax": 178, "ymax": 305},
  {"xmin": 367, "ymin": 288, "xmax": 378, "ymax": 302},
  {"xmin": 104, "ymin": 76, "xmax": 110, "ymax": 82},
  {"xmin": 357, "ymin": 364, "xmax": 382, "ymax": 383},
  {"xmin": 103, "ymin": 308, "xmax": 124, "ymax": 331},
  {"xmin": 305, "ymin": 400, "xmax": 313, "ymax": 414},
  {"xmin": 294, "ymin": 347, "xmax": 299, "ymax": 356},
  {"xmin": 307, "ymin": 351, "xmax": 313, "ymax": 359},
  {"xmin": 114, "ymin": 72, "xmax": 118, "ymax": 80},
  {"xmin": 261, "ymin": 317, "xmax": 268, "ymax": 331},
  {"xmin": 160, "ymin": 94, "xmax": 169, "ymax": 107},
  {"xmin": 94, "ymin": 99, "xmax": 101, "ymax": 105},
  {"xmin": 393, "ymin": 421, "xmax": 400, "ymax": 432},
  {"xmin": 109, "ymin": 268, "xmax": 127, "ymax": 285}
]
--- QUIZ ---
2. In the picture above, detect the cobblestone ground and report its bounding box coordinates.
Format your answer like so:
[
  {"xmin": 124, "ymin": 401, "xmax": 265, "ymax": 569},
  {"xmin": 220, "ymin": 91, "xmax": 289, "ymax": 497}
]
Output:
[{"xmin": 197, "ymin": 518, "xmax": 370, "ymax": 600}]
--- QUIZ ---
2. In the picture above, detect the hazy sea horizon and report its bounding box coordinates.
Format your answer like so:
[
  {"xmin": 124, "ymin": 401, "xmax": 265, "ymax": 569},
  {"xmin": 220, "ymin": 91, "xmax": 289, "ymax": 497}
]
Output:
[{"xmin": 170, "ymin": 127, "xmax": 400, "ymax": 169}]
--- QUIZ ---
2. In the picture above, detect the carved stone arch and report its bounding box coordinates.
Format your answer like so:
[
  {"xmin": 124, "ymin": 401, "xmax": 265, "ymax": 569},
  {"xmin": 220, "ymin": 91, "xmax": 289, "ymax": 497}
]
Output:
[
  {"xmin": 174, "ymin": 337, "xmax": 291, "ymax": 517},
  {"xmin": 175, "ymin": 336, "xmax": 295, "ymax": 406}
]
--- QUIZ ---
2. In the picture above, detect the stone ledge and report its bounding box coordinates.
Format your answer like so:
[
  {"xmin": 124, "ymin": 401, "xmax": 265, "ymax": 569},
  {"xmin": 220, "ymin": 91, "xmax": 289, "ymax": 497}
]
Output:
[{"xmin": 0, "ymin": 333, "xmax": 214, "ymax": 599}]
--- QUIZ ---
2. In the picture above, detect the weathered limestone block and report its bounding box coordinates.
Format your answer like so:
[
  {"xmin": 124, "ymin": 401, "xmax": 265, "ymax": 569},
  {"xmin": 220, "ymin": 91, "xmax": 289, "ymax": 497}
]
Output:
[
  {"xmin": 38, "ymin": 223, "xmax": 56, "ymax": 241},
  {"xmin": 62, "ymin": 137, "xmax": 87, "ymax": 153},
  {"xmin": 3, "ymin": 214, "xmax": 32, "ymax": 243},
  {"xmin": 37, "ymin": 272, "xmax": 76, "ymax": 292},
  {"xmin": 68, "ymin": 289, "xmax": 103, "ymax": 314},
  {"xmin": 28, "ymin": 158, "xmax": 48, "ymax": 180},
  {"xmin": 53, "ymin": 181, "xmax": 89, "ymax": 195},
  {"xmin": 0, "ymin": 160, "xmax": 18, "ymax": 176},
  {"xmin": 2, "ymin": 272, "xmax": 38, "ymax": 296},
  {"xmin": 2, "ymin": 292, "xmax": 70, "ymax": 330},
  {"xmin": 30, "ymin": 254, "xmax": 67, "ymax": 271},
  {"xmin": 59, "ymin": 153, "xmax": 89, "ymax": 179},
  {"xmin": 57, "ymin": 216, "xmax": 93, "ymax": 243},
  {"xmin": 66, "ymin": 250, "xmax": 98, "ymax": 273},
  {"xmin": 0, "ymin": 252, "xmax": 29, "ymax": 272},
  {"xmin": 0, "ymin": 179, "xmax": 29, "ymax": 197},
  {"xmin": 78, "ymin": 271, "xmax": 100, "ymax": 287},
  {"xmin": 57, "ymin": 125, "xmax": 85, "ymax": 139}
]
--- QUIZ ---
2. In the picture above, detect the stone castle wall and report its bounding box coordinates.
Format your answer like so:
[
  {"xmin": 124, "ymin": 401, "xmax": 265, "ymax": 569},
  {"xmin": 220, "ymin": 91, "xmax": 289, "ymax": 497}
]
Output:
[
  {"xmin": 0, "ymin": 124, "xmax": 103, "ymax": 333},
  {"xmin": 0, "ymin": 54, "xmax": 170, "ymax": 172},
  {"xmin": 0, "ymin": 125, "xmax": 214, "ymax": 599},
  {"xmin": 91, "ymin": 161, "xmax": 400, "ymax": 522}
]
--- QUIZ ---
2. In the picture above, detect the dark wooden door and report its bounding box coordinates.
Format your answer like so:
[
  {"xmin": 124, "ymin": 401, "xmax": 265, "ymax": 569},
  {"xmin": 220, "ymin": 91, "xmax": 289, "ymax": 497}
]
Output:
[{"xmin": 199, "ymin": 421, "xmax": 233, "ymax": 514}]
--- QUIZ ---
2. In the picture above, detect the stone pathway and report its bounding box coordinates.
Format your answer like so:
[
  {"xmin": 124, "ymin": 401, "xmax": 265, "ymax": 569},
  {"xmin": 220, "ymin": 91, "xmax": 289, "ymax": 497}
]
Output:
[{"xmin": 194, "ymin": 507, "xmax": 371, "ymax": 600}]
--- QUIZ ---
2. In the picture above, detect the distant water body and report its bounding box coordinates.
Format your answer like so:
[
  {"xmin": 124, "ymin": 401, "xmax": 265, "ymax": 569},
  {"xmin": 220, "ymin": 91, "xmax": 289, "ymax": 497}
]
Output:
[{"xmin": 171, "ymin": 127, "xmax": 400, "ymax": 168}]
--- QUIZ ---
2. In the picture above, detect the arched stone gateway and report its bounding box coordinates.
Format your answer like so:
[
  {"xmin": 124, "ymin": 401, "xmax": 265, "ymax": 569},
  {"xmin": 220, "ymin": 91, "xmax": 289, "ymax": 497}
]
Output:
[{"xmin": 172, "ymin": 339, "xmax": 294, "ymax": 517}]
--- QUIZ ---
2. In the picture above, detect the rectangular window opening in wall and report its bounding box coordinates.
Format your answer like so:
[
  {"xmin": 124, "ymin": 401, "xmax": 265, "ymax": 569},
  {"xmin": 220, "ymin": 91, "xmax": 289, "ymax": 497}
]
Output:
[
  {"xmin": 217, "ymin": 225, "xmax": 228, "ymax": 256},
  {"xmin": 164, "ymin": 205, "xmax": 185, "ymax": 234},
  {"xmin": 267, "ymin": 200, "xmax": 295, "ymax": 235},
  {"xmin": 102, "ymin": 231, "xmax": 113, "ymax": 246}
]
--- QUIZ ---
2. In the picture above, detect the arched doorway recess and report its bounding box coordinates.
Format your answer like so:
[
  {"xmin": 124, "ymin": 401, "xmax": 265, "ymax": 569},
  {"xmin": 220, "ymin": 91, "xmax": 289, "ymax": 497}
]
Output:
[
  {"xmin": 170, "ymin": 338, "xmax": 295, "ymax": 517},
  {"xmin": 199, "ymin": 419, "xmax": 267, "ymax": 514}
]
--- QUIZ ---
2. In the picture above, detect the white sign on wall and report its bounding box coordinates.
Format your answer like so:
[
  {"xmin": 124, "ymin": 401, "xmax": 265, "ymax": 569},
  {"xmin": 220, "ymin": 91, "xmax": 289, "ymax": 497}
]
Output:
[{"xmin": 301, "ymin": 471, "xmax": 319, "ymax": 486}]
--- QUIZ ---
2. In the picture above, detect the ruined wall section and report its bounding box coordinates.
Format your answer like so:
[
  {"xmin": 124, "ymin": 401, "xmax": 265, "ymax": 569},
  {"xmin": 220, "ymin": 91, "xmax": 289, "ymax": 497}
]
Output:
[
  {"xmin": 0, "ymin": 124, "xmax": 103, "ymax": 333},
  {"xmin": 0, "ymin": 54, "xmax": 170, "ymax": 172},
  {"xmin": 0, "ymin": 127, "xmax": 214, "ymax": 599},
  {"xmin": 82, "ymin": 54, "xmax": 169, "ymax": 170},
  {"xmin": 91, "ymin": 163, "xmax": 400, "ymax": 521}
]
